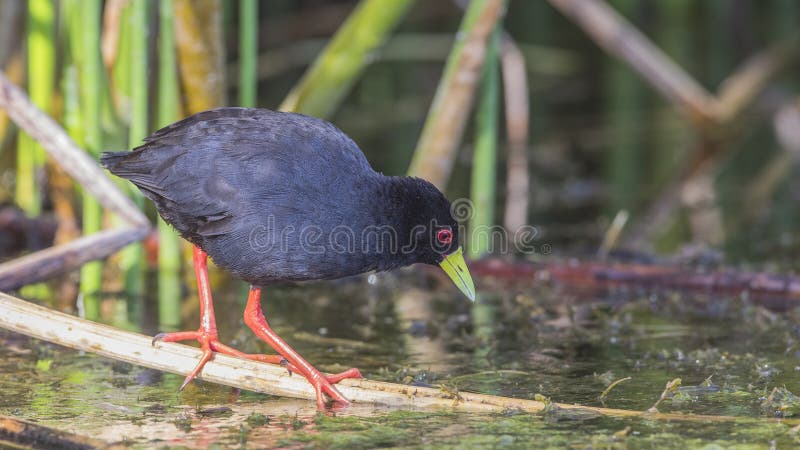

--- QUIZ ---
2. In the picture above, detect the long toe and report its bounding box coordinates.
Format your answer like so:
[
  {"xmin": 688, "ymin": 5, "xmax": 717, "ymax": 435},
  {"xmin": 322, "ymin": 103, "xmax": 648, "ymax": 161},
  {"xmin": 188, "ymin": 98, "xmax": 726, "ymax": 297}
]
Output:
[
  {"xmin": 326, "ymin": 367, "xmax": 363, "ymax": 384},
  {"xmin": 152, "ymin": 330, "xmax": 202, "ymax": 346},
  {"xmin": 180, "ymin": 347, "xmax": 214, "ymax": 391},
  {"xmin": 151, "ymin": 329, "xmax": 218, "ymax": 390},
  {"xmin": 207, "ymin": 341, "xmax": 297, "ymax": 374}
]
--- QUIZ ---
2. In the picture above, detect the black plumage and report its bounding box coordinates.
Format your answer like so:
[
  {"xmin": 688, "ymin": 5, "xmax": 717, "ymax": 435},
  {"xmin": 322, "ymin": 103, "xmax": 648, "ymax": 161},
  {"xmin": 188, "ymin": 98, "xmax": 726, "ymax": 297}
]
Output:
[
  {"xmin": 101, "ymin": 107, "xmax": 475, "ymax": 408},
  {"xmin": 101, "ymin": 107, "xmax": 458, "ymax": 286}
]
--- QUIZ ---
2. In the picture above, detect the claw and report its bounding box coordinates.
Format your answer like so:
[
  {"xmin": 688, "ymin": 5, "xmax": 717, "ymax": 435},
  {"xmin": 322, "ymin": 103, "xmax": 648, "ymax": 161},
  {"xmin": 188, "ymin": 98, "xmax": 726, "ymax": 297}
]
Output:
[
  {"xmin": 179, "ymin": 377, "xmax": 192, "ymax": 392},
  {"xmin": 179, "ymin": 350, "xmax": 211, "ymax": 391},
  {"xmin": 152, "ymin": 333, "xmax": 167, "ymax": 346},
  {"xmin": 278, "ymin": 358, "xmax": 294, "ymax": 376}
]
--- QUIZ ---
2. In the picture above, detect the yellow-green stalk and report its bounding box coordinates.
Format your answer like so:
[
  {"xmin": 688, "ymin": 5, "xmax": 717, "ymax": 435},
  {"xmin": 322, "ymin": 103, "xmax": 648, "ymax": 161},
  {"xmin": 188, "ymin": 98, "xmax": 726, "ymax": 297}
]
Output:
[
  {"xmin": 239, "ymin": 0, "xmax": 258, "ymax": 107},
  {"xmin": 17, "ymin": 0, "xmax": 55, "ymax": 216},
  {"xmin": 279, "ymin": 0, "xmax": 413, "ymax": 118},
  {"xmin": 120, "ymin": 0, "xmax": 148, "ymax": 301},
  {"xmin": 76, "ymin": 0, "xmax": 104, "ymax": 319},
  {"xmin": 606, "ymin": 0, "xmax": 645, "ymax": 213},
  {"xmin": 157, "ymin": 0, "xmax": 183, "ymax": 330},
  {"xmin": 16, "ymin": 0, "xmax": 56, "ymax": 301},
  {"xmin": 468, "ymin": 26, "xmax": 500, "ymax": 260}
]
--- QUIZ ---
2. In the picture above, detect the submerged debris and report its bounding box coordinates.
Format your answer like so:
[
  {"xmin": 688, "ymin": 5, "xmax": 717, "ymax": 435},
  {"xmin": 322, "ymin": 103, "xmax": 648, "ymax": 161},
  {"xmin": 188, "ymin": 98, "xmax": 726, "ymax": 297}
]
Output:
[
  {"xmin": 761, "ymin": 387, "xmax": 800, "ymax": 418},
  {"xmin": 600, "ymin": 376, "xmax": 632, "ymax": 403},
  {"xmin": 197, "ymin": 406, "xmax": 233, "ymax": 418},
  {"xmin": 648, "ymin": 378, "xmax": 682, "ymax": 413},
  {"xmin": 245, "ymin": 412, "xmax": 270, "ymax": 427}
]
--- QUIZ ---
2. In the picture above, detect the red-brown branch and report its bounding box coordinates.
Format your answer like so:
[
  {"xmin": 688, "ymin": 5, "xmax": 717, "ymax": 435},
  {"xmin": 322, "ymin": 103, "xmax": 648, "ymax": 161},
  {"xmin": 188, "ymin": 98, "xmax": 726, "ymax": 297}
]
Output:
[{"xmin": 468, "ymin": 259, "xmax": 800, "ymax": 309}]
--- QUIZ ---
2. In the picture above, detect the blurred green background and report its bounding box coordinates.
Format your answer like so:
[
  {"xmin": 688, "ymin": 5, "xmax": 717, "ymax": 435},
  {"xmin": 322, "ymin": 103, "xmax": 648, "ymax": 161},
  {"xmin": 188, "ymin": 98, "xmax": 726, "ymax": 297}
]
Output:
[{"xmin": 1, "ymin": 0, "xmax": 799, "ymax": 315}]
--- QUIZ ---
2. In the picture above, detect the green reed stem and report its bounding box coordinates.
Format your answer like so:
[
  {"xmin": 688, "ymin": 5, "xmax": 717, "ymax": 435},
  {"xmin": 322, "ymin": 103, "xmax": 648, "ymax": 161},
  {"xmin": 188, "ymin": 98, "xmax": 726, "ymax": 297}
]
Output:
[
  {"xmin": 653, "ymin": 0, "xmax": 691, "ymax": 186},
  {"xmin": 605, "ymin": 0, "xmax": 643, "ymax": 213},
  {"xmin": 16, "ymin": 0, "xmax": 55, "ymax": 216},
  {"xmin": 113, "ymin": 3, "xmax": 132, "ymax": 117},
  {"xmin": 61, "ymin": 1, "xmax": 82, "ymax": 147},
  {"xmin": 157, "ymin": 0, "xmax": 182, "ymax": 330},
  {"xmin": 75, "ymin": 0, "xmax": 104, "ymax": 319},
  {"xmin": 239, "ymin": 0, "xmax": 258, "ymax": 107},
  {"xmin": 120, "ymin": 0, "xmax": 148, "ymax": 302},
  {"xmin": 468, "ymin": 26, "xmax": 500, "ymax": 260}
]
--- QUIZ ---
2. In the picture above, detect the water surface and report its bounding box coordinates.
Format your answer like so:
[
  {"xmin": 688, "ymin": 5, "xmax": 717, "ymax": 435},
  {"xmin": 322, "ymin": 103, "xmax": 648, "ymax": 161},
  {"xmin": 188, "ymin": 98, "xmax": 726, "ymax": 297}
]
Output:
[{"xmin": 2, "ymin": 267, "xmax": 800, "ymax": 448}]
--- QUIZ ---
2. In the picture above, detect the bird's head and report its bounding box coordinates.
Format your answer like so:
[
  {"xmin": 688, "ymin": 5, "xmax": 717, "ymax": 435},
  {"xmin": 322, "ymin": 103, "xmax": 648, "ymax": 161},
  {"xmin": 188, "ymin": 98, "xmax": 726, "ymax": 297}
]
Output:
[{"xmin": 393, "ymin": 177, "xmax": 476, "ymax": 302}]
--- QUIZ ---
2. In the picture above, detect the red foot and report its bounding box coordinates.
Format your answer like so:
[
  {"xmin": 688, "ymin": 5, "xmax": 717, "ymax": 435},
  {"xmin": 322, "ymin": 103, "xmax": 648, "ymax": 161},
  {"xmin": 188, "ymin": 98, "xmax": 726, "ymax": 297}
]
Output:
[
  {"xmin": 157, "ymin": 246, "xmax": 362, "ymax": 408},
  {"xmin": 243, "ymin": 287, "xmax": 362, "ymax": 409},
  {"xmin": 152, "ymin": 330, "xmax": 362, "ymax": 400},
  {"xmin": 153, "ymin": 330, "xmax": 289, "ymax": 390}
]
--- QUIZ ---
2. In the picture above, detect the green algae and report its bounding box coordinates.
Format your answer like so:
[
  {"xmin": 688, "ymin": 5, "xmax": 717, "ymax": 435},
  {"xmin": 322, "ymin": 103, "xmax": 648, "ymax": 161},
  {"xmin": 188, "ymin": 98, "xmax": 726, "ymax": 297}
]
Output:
[
  {"xmin": 172, "ymin": 413, "xmax": 193, "ymax": 433},
  {"xmin": 244, "ymin": 412, "xmax": 269, "ymax": 427},
  {"xmin": 272, "ymin": 411, "xmax": 799, "ymax": 449}
]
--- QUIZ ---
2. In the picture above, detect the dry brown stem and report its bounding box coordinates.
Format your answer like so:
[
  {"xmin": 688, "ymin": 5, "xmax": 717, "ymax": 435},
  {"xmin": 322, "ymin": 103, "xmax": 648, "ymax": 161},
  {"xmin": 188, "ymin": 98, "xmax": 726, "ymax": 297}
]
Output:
[
  {"xmin": 173, "ymin": 0, "xmax": 227, "ymax": 113},
  {"xmin": 0, "ymin": 229, "xmax": 147, "ymax": 290},
  {"xmin": 101, "ymin": 0, "xmax": 128, "ymax": 71},
  {"xmin": 500, "ymin": 34, "xmax": 530, "ymax": 235},
  {"xmin": 716, "ymin": 33, "xmax": 800, "ymax": 123},
  {"xmin": 549, "ymin": 0, "xmax": 800, "ymax": 248}
]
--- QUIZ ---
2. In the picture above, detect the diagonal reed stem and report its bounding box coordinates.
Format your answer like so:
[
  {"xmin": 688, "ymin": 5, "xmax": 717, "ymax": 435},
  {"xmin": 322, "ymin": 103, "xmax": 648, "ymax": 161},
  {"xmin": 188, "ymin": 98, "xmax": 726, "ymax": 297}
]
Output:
[
  {"xmin": 279, "ymin": 0, "xmax": 413, "ymax": 118},
  {"xmin": 16, "ymin": 0, "xmax": 55, "ymax": 217},
  {"xmin": 407, "ymin": 0, "xmax": 505, "ymax": 190}
]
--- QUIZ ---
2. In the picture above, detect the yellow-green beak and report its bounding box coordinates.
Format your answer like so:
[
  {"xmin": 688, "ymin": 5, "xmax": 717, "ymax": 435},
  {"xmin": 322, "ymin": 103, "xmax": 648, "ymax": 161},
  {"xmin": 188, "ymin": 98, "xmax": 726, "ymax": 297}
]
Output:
[{"xmin": 439, "ymin": 247, "xmax": 476, "ymax": 301}]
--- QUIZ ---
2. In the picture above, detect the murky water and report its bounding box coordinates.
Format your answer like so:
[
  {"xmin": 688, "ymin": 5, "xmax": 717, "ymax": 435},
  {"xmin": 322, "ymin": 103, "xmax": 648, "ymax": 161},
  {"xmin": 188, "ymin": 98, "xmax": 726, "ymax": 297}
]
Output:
[{"xmin": 2, "ymin": 266, "xmax": 800, "ymax": 448}]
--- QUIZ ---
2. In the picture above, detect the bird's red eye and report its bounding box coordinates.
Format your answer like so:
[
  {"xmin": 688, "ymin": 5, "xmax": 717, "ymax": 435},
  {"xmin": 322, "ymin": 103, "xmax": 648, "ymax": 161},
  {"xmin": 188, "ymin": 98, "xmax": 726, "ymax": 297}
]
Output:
[{"xmin": 436, "ymin": 228, "xmax": 453, "ymax": 245}]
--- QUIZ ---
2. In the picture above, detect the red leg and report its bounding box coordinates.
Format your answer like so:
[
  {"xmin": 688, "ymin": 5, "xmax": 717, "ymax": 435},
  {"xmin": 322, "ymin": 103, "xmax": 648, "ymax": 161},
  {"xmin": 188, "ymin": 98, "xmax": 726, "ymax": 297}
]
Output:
[
  {"xmin": 243, "ymin": 286, "xmax": 362, "ymax": 409},
  {"xmin": 153, "ymin": 246, "xmax": 294, "ymax": 388}
]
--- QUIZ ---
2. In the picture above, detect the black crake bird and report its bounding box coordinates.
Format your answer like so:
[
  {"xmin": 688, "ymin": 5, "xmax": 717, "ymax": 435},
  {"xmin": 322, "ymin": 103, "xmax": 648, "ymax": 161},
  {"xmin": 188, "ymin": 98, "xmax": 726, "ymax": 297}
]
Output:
[{"xmin": 101, "ymin": 107, "xmax": 475, "ymax": 408}]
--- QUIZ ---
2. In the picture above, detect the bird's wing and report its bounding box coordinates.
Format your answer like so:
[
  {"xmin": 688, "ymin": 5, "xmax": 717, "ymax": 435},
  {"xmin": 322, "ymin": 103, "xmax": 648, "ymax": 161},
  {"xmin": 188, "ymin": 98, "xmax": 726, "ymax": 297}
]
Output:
[
  {"xmin": 141, "ymin": 108, "xmax": 373, "ymax": 176},
  {"xmin": 110, "ymin": 107, "xmax": 376, "ymax": 243}
]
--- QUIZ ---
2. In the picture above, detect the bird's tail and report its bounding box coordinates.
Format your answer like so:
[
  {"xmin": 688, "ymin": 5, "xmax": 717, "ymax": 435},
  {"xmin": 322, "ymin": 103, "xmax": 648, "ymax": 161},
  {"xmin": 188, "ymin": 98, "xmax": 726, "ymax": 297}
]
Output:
[
  {"xmin": 99, "ymin": 151, "xmax": 130, "ymax": 174},
  {"xmin": 99, "ymin": 150, "xmax": 168, "ymax": 198}
]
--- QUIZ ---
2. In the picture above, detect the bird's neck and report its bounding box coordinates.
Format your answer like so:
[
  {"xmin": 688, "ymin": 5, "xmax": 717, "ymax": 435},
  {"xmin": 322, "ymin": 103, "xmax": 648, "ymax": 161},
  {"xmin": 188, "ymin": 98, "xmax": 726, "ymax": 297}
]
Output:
[{"xmin": 366, "ymin": 175, "xmax": 426, "ymax": 272}]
